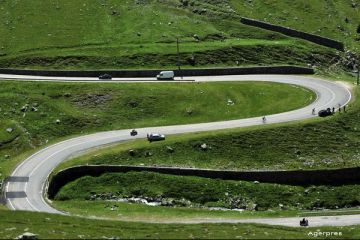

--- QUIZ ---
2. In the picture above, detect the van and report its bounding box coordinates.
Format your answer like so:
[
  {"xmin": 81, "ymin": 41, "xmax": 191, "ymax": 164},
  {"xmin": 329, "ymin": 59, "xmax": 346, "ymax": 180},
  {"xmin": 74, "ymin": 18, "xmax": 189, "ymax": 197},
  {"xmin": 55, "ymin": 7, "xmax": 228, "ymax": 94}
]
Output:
[{"xmin": 157, "ymin": 71, "xmax": 174, "ymax": 80}]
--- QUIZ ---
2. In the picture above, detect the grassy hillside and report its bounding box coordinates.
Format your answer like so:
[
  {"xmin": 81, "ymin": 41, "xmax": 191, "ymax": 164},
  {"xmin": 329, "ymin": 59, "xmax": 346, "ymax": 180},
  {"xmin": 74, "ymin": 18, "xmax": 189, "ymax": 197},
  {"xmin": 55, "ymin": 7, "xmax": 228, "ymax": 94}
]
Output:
[
  {"xmin": 0, "ymin": 0, "xmax": 344, "ymax": 70},
  {"xmin": 230, "ymin": 0, "xmax": 360, "ymax": 50},
  {"xmin": 1, "ymin": 209, "xmax": 358, "ymax": 239},
  {"xmin": 59, "ymin": 85, "xmax": 360, "ymax": 172},
  {"xmin": 0, "ymin": 81, "xmax": 313, "ymax": 178}
]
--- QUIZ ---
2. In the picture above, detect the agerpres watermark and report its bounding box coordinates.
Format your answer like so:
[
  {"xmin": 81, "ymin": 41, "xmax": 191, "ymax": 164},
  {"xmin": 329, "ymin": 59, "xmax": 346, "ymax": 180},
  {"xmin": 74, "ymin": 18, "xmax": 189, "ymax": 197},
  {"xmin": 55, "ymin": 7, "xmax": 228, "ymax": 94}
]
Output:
[{"xmin": 308, "ymin": 231, "xmax": 343, "ymax": 238}]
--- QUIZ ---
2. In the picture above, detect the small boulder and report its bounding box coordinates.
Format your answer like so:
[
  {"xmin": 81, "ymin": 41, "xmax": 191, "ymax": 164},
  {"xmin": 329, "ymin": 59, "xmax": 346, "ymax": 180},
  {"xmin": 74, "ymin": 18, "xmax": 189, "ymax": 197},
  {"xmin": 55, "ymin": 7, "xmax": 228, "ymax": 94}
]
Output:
[
  {"xmin": 200, "ymin": 143, "xmax": 208, "ymax": 151},
  {"xmin": 20, "ymin": 104, "xmax": 29, "ymax": 112},
  {"xmin": 193, "ymin": 34, "xmax": 200, "ymax": 41},
  {"xmin": 166, "ymin": 146, "xmax": 174, "ymax": 153},
  {"xmin": 129, "ymin": 149, "xmax": 136, "ymax": 156},
  {"xmin": 55, "ymin": 119, "xmax": 61, "ymax": 124},
  {"xmin": 6, "ymin": 128, "xmax": 13, "ymax": 133},
  {"xmin": 145, "ymin": 151, "xmax": 153, "ymax": 157},
  {"xmin": 16, "ymin": 232, "xmax": 38, "ymax": 240}
]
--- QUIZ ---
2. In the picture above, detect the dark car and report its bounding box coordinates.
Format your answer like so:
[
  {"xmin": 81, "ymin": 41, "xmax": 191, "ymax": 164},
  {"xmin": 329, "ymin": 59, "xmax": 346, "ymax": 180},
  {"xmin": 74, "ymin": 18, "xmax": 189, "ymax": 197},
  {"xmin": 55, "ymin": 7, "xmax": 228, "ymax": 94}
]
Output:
[
  {"xmin": 318, "ymin": 108, "xmax": 333, "ymax": 117},
  {"xmin": 130, "ymin": 129, "xmax": 138, "ymax": 136},
  {"xmin": 99, "ymin": 73, "xmax": 112, "ymax": 80},
  {"xmin": 147, "ymin": 133, "xmax": 165, "ymax": 142}
]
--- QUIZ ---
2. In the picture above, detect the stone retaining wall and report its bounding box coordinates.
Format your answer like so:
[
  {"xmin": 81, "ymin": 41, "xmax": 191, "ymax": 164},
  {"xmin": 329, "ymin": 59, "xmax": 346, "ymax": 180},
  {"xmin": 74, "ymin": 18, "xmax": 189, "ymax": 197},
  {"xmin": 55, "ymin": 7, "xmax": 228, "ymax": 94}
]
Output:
[
  {"xmin": 0, "ymin": 66, "xmax": 314, "ymax": 78},
  {"xmin": 47, "ymin": 165, "xmax": 360, "ymax": 199},
  {"xmin": 241, "ymin": 17, "xmax": 344, "ymax": 51}
]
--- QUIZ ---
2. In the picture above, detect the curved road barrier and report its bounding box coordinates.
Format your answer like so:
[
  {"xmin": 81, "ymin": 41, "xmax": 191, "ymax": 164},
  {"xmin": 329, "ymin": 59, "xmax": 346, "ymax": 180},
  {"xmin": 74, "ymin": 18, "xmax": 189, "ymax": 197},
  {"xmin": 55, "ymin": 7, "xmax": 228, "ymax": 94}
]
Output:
[
  {"xmin": 0, "ymin": 65, "xmax": 314, "ymax": 78},
  {"xmin": 3, "ymin": 74, "xmax": 354, "ymax": 227},
  {"xmin": 48, "ymin": 165, "xmax": 360, "ymax": 199}
]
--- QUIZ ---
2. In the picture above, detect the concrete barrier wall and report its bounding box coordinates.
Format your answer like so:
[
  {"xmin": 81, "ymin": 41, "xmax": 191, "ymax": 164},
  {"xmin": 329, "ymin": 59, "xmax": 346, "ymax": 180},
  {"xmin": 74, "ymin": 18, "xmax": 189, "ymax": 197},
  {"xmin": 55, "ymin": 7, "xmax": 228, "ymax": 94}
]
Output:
[
  {"xmin": 241, "ymin": 17, "xmax": 344, "ymax": 51},
  {"xmin": 47, "ymin": 165, "xmax": 360, "ymax": 199},
  {"xmin": 0, "ymin": 66, "xmax": 314, "ymax": 78}
]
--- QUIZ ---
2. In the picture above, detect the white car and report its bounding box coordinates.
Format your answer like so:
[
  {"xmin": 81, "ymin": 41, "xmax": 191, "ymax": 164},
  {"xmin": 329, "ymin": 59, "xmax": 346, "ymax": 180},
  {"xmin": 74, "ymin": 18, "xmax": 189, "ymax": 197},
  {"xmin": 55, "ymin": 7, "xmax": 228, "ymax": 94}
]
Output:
[
  {"xmin": 147, "ymin": 133, "xmax": 166, "ymax": 142},
  {"xmin": 156, "ymin": 71, "xmax": 174, "ymax": 80}
]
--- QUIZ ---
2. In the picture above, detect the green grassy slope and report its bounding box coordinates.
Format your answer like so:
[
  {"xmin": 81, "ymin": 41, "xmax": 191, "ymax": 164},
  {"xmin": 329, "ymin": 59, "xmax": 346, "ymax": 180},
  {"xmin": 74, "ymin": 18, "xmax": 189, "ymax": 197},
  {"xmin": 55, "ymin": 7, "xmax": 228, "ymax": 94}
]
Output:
[
  {"xmin": 60, "ymin": 85, "xmax": 359, "ymax": 171},
  {"xmin": 0, "ymin": 0, "xmax": 342, "ymax": 70},
  {"xmin": 0, "ymin": 81, "xmax": 313, "ymax": 178},
  {"xmin": 230, "ymin": 0, "xmax": 360, "ymax": 50},
  {"xmin": 1, "ymin": 209, "xmax": 358, "ymax": 239},
  {"xmin": 55, "ymin": 172, "xmax": 360, "ymax": 211}
]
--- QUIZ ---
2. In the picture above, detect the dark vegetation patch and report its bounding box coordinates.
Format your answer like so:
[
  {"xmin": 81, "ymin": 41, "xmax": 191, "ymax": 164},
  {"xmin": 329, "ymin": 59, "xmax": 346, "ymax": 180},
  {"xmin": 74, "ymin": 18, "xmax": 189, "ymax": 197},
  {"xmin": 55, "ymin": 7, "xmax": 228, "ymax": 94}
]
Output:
[
  {"xmin": 55, "ymin": 172, "xmax": 360, "ymax": 211},
  {"xmin": 71, "ymin": 93, "xmax": 113, "ymax": 108}
]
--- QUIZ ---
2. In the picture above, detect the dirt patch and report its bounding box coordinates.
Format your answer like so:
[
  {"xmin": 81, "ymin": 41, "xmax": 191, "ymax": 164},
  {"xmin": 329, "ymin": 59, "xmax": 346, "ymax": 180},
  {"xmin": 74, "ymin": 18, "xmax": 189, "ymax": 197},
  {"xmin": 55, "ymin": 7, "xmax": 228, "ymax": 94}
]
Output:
[{"xmin": 72, "ymin": 93, "xmax": 112, "ymax": 108}]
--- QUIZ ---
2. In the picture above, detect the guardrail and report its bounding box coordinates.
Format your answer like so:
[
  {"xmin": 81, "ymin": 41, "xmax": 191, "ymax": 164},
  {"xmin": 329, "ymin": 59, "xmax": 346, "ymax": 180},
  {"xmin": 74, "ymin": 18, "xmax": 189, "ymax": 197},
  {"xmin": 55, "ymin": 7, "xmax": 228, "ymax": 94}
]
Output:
[
  {"xmin": 47, "ymin": 165, "xmax": 360, "ymax": 199},
  {"xmin": 0, "ymin": 66, "xmax": 314, "ymax": 78}
]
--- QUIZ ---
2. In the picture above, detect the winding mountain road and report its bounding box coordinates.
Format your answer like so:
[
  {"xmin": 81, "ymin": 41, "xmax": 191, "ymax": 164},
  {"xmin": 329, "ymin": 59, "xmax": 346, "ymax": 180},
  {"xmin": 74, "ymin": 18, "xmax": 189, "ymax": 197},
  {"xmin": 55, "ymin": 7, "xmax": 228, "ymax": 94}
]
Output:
[{"xmin": 3, "ymin": 74, "xmax": 357, "ymax": 227}]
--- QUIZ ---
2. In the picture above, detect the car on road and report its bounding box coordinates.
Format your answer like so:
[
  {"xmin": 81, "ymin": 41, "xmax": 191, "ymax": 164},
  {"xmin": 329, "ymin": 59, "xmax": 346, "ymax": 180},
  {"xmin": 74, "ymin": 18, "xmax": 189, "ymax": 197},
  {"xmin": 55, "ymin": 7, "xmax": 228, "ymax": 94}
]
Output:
[
  {"xmin": 156, "ymin": 71, "xmax": 174, "ymax": 80},
  {"xmin": 147, "ymin": 133, "xmax": 165, "ymax": 142},
  {"xmin": 130, "ymin": 129, "xmax": 138, "ymax": 136},
  {"xmin": 318, "ymin": 108, "xmax": 333, "ymax": 117},
  {"xmin": 99, "ymin": 73, "xmax": 112, "ymax": 80}
]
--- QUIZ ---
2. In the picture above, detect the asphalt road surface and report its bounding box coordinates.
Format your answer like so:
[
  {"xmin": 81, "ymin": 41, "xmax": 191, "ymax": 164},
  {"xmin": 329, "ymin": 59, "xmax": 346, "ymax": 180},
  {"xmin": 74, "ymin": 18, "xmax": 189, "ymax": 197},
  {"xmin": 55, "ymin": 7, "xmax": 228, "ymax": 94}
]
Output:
[{"xmin": 3, "ymin": 74, "xmax": 357, "ymax": 227}]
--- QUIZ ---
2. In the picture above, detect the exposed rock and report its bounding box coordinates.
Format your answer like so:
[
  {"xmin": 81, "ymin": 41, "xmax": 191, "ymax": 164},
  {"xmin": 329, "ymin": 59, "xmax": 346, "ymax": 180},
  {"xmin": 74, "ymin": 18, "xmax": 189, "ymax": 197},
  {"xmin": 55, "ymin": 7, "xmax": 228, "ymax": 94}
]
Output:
[
  {"xmin": 4, "ymin": 155, "xmax": 10, "ymax": 159},
  {"xmin": 166, "ymin": 146, "xmax": 174, "ymax": 153},
  {"xmin": 179, "ymin": 0, "xmax": 189, "ymax": 7},
  {"xmin": 247, "ymin": 203, "xmax": 258, "ymax": 211},
  {"xmin": 6, "ymin": 128, "xmax": 13, "ymax": 133},
  {"xmin": 145, "ymin": 151, "xmax": 153, "ymax": 157},
  {"xmin": 16, "ymin": 232, "xmax": 38, "ymax": 240},
  {"xmin": 200, "ymin": 143, "xmax": 208, "ymax": 151},
  {"xmin": 73, "ymin": 93, "xmax": 112, "ymax": 108},
  {"xmin": 227, "ymin": 99, "xmax": 235, "ymax": 106},
  {"xmin": 20, "ymin": 104, "xmax": 29, "ymax": 112},
  {"xmin": 161, "ymin": 198, "xmax": 175, "ymax": 206},
  {"xmin": 128, "ymin": 100, "xmax": 139, "ymax": 108},
  {"xmin": 187, "ymin": 54, "xmax": 196, "ymax": 66},
  {"xmin": 55, "ymin": 119, "xmax": 61, "ymax": 124},
  {"xmin": 129, "ymin": 149, "xmax": 136, "ymax": 156}
]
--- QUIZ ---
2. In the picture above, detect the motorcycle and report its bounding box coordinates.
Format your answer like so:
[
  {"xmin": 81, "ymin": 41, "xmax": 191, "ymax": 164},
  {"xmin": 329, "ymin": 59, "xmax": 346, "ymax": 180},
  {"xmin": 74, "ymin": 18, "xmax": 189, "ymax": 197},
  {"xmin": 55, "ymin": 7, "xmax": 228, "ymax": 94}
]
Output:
[{"xmin": 300, "ymin": 218, "xmax": 309, "ymax": 227}]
